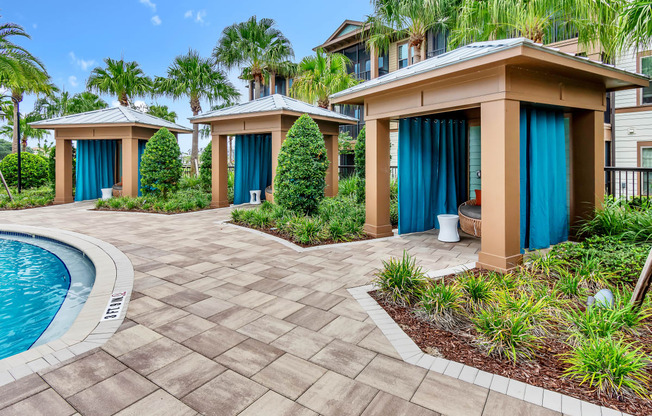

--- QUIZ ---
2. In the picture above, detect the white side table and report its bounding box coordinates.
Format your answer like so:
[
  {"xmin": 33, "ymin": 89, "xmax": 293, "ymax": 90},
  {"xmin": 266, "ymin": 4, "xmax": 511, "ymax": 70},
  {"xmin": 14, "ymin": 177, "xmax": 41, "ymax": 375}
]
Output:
[
  {"xmin": 438, "ymin": 214, "xmax": 460, "ymax": 242},
  {"xmin": 101, "ymin": 188, "xmax": 113, "ymax": 201},
  {"xmin": 249, "ymin": 190, "xmax": 261, "ymax": 205}
]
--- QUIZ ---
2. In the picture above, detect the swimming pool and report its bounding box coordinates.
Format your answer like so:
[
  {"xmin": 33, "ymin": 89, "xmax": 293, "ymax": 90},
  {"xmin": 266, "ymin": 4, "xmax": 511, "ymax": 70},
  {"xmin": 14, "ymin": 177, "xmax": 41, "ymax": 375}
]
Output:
[{"xmin": 0, "ymin": 233, "xmax": 96, "ymax": 360}]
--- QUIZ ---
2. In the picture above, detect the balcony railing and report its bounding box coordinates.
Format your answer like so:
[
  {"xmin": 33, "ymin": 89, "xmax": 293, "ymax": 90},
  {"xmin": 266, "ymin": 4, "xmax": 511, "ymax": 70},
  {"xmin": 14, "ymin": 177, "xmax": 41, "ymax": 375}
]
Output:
[
  {"xmin": 339, "ymin": 165, "xmax": 398, "ymax": 180},
  {"xmin": 427, "ymin": 48, "xmax": 446, "ymax": 58},
  {"xmin": 356, "ymin": 71, "xmax": 371, "ymax": 81},
  {"xmin": 339, "ymin": 124, "xmax": 364, "ymax": 139},
  {"xmin": 605, "ymin": 166, "xmax": 652, "ymax": 200}
]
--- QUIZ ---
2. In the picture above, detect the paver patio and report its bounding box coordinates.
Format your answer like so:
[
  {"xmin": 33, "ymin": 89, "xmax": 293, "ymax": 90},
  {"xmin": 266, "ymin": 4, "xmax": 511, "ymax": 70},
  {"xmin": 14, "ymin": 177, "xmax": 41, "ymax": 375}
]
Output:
[{"xmin": 0, "ymin": 203, "xmax": 562, "ymax": 415}]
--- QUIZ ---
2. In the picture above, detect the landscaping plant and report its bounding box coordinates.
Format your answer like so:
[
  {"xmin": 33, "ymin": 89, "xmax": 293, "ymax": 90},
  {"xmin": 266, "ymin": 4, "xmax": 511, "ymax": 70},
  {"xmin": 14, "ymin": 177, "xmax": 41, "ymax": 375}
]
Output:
[
  {"xmin": 274, "ymin": 114, "xmax": 329, "ymax": 215},
  {"xmin": 139, "ymin": 128, "xmax": 183, "ymax": 198},
  {"xmin": 0, "ymin": 153, "xmax": 48, "ymax": 189},
  {"xmin": 416, "ymin": 281, "xmax": 464, "ymax": 329},
  {"xmin": 373, "ymin": 251, "xmax": 426, "ymax": 306}
]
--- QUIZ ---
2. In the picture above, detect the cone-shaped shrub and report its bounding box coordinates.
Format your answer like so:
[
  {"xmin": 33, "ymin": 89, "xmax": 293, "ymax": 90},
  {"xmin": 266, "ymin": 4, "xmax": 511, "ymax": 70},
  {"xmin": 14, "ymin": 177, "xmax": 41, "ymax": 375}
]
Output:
[
  {"xmin": 140, "ymin": 128, "xmax": 182, "ymax": 198},
  {"xmin": 199, "ymin": 142, "xmax": 212, "ymax": 191},
  {"xmin": 274, "ymin": 114, "xmax": 329, "ymax": 215},
  {"xmin": 354, "ymin": 126, "xmax": 365, "ymax": 178}
]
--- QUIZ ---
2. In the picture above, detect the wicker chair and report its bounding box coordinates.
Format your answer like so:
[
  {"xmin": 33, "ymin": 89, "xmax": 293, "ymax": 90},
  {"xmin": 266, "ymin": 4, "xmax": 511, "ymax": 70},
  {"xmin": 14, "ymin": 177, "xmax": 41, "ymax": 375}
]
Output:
[{"xmin": 458, "ymin": 199, "xmax": 481, "ymax": 237}]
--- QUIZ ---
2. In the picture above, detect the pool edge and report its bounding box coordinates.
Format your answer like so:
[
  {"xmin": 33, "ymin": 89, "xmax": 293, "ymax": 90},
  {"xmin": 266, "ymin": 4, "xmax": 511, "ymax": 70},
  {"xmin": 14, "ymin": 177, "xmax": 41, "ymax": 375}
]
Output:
[{"xmin": 0, "ymin": 224, "xmax": 134, "ymax": 384}]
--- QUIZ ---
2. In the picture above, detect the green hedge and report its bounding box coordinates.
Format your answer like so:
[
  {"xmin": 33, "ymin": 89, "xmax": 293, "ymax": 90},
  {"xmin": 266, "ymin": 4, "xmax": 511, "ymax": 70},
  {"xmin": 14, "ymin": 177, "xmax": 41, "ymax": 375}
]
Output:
[
  {"xmin": 0, "ymin": 153, "xmax": 48, "ymax": 188},
  {"xmin": 140, "ymin": 128, "xmax": 182, "ymax": 198},
  {"xmin": 274, "ymin": 114, "xmax": 329, "ymax": 215},
  {"xmin": 199, "ymin": 143, "xmax": 212, "ymax": 191},
  {"xmin": 354, "ymin": 126, "xmax": 366, "ymax": 178}
]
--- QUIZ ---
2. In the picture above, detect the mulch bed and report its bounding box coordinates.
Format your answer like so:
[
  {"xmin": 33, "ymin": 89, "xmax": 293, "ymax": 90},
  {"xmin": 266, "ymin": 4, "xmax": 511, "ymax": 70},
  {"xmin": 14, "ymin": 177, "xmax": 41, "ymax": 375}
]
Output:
[
  {"xmin": 369, "ymin": 290, "xmax": 652, "ymax": 415},
  {"xmin": 93, "ymin": 207, "xmax": 212, "ymax": 215},
  {"xmin": 230, "ymin": 221, "xmax": 378, "ymax": 248}
]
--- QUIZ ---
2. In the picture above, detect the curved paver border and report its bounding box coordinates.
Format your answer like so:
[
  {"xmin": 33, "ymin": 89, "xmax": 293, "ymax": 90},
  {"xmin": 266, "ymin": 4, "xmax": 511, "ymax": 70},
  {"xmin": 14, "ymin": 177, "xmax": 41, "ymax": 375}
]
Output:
[
  {"xmin": 0, "ymin": 224, "xmax": 134, "ymax": 385},
  {"xmin": 348, "ymin": 263, "xmax": 632, "ymax": 416}
]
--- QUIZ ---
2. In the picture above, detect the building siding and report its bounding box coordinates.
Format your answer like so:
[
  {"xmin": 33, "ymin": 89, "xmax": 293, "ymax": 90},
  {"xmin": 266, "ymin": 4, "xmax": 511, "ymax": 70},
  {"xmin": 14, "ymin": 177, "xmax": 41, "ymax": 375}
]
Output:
[
  {"xmin": 614, "ymin": 50, "xmax": 639, "ymax": 109},
  {"xmin": 468, "ymin": 126, "xmax": 481, "ymax": 199},
  {"xmin": 388, "ymin": 42, "xmax": 398, "ymax": 73}
]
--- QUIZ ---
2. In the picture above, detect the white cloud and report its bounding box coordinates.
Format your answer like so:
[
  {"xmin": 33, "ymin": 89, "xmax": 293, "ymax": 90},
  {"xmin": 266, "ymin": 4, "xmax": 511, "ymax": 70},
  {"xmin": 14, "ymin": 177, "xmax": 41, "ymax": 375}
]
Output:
[
  {"xmin": 195, "ymin": 10, "xmax": 206, "ymax": 25},
  {"xmin": 133, "ymin": 101, "xmax": 148, "ymax": 112},
  {"xmin": 68, "ymin": 76, "xmax": 79, "ymax": 87},
  {"xmin": 151, "ymin": 15, "xmax": 161, "ymax": 26},
  {"xmin": 32, "ymin": 23, "xmax": 37, "ymax": 29},
  {"xmin": 139, "ymin": 0, "xmax": 156, "ymax": 11},
  {"xmin": 69, "ymin": 52, "xmax": 95, "ymax": 71},
  {"xmin": 184, "ymin": 10, "xmax": 193, "ymax": 18}
]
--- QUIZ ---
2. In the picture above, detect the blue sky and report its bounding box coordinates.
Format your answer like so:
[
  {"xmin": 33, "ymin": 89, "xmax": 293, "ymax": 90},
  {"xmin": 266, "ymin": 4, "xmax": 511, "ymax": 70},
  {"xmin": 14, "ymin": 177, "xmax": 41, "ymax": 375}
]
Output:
[{"xmin": 2, "ymin": 0, "xmax": 373, "ymax": 152}]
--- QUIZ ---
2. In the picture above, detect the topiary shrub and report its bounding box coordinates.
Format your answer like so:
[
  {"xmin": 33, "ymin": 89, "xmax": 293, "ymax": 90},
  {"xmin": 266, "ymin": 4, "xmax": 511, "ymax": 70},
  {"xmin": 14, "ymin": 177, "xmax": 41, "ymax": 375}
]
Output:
[
  {"xmin": 199, "ymin": 142, "xmax": 212, "ymax": 191},
  {"xmin": 274, "ymin": 114, "xmax": 330, "ymax": 215},
  {"xmin": 140, "ymin": 128, "xmax": 182, "ymax": 198},
  {"xmin": 48, "ymin": 146, "xmax": 76, "ymax": 186},
  {"xmin": 0, "ymin": 152, "xmax": 48, "ymax": 188},
  {"xmin": 354, "ymin": 126, "xmax": 366, "ymax": 178}
]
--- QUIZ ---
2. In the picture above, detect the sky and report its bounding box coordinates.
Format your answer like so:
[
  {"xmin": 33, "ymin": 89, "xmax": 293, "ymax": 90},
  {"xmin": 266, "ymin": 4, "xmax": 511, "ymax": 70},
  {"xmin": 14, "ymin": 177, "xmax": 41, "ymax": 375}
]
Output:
[{"xmin": 1, "ymin": 0, "xmax": 373, "ymax": 153}]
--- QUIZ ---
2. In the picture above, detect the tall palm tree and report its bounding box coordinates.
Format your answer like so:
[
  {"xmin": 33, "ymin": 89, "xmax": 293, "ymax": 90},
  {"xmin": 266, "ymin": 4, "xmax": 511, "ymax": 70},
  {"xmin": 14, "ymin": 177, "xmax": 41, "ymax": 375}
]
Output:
[
  {"xmin": 0, "ymin": 19, "xmax": 54, "ymax": 153},
  {"xmin": 146, "ymin": 104, "xmax": 177, "ymax": 123},
  {"xmin": 68, "ymin": 92, "xmax": 108, "ymax": 114},
  {"xmin": 616, "ymin": 0, "xmax": 652, "ymax": 54},
  {"xmin": 0, "ymin": 104, "xmax": 47, "ymax": 150},
  {"xmin": 155, "ymin": 49, "xmax": 239, "ymax": 174},
  {"xmin": 34, "ymin": 91, "xmax": 108, "ymax": 118},
  {"xmin": 213, "ymin": 16, "xmax": 294, "ymax": 99},
  {"xmin": 86, "ymin": 58, "xmax": 153, "ymax": 106},
  {"xmin": 367, "ymin": 0, "xmax": 456, "ymax": 65},
  {"xmin": 290, "ymin": 49, "xmax": 358, "ymax": 109}
]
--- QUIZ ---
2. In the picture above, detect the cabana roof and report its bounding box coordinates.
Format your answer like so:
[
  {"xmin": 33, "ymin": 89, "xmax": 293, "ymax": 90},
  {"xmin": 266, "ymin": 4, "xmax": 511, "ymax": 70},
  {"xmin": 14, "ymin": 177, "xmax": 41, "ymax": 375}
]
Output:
[
  {"xmin": 30, "ymin": 106, "xmax": 192, "ymax": 134},
  {"xmin": 189, "ymin": 94, "xmax": 358, "ymax": 125},
  {"xmin": 331, "ymin": 38, "xmax": 650, "ymax": 105}
]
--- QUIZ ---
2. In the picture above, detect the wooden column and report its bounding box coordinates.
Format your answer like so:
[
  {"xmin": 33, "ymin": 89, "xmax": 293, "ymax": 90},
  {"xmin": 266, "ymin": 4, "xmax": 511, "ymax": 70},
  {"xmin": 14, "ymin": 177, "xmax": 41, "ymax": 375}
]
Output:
[
  {"xmin": 269, "ymin": 129, "xmax": 287, "ymax": 204},
  {"xmin": 54, "ymin": 138, "xmax": 74, "ymax": 204},
  {"xmin": 478, "ymin": 99, "xmax": 522, "ymax": 271},
  {"xmin": 122, "ymin": 137, "xmax": 139, "ymax": 198},
  {"xmin": 211, "ymin": 134, "xmax": 229, "ymax": 208},
  {"xmin": 370, "ymin": 45, "xmax": 379, "ymax": 79},
  {"xmin": 364, "ymin": 118, "xmax": 393, "ymax": 237},
  {"xmin": 571, "ymin": 110, "xmax": 604, "ymax": 228},
  {"xmin": 325, "ymin": 134, "xmax": 339, "ymax": 197}
]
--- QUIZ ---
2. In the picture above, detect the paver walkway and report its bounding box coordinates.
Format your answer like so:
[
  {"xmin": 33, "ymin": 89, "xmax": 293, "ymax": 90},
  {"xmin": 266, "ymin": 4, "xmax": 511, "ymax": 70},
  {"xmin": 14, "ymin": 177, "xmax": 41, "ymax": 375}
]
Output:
[{"xmin": 0, "ymin": 203, "xmax": 560, "ymax": 416}]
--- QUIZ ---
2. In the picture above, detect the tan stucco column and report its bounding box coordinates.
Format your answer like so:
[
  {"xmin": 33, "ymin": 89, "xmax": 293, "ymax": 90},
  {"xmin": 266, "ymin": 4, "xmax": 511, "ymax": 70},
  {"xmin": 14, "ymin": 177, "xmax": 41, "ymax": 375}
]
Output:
[
  {"xmin": 122, "ymin": 137, "xmax": 139, "ymax": 198},
  {"xmin": 54, "ymin": 139, "xmax": 74, "ymax": 204},
  {"xmin": 478, "ymin": 99, "xmax": 523, "ymax": 271},
  {"xmin": 211, "ymin": 134, "xmax": 229, "ymax": 208},
  {"xmin": 571, "ymin": 110, "xmax": 605, "ymax": 227},
  {"xmin": 325, "ymin": 134, "xmax": 339, "ymax": 197},
  {"xmin": 364, "ymin": 118, "xmax": 393, "ymax": 238},
  {"xmin": 269, "ymin": 129, "xmax": 287, "ymax": 204}
]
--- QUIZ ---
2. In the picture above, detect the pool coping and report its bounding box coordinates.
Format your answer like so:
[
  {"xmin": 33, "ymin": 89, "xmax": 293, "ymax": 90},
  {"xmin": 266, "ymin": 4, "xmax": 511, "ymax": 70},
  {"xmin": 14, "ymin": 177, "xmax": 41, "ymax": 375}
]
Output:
[
  {"xmin": 348, "ymin": 263, "xmax": 633, "ymax": 416},
  {"xmin": 0, "ymin": 224, "xmax": 134, "ymax": 385}
]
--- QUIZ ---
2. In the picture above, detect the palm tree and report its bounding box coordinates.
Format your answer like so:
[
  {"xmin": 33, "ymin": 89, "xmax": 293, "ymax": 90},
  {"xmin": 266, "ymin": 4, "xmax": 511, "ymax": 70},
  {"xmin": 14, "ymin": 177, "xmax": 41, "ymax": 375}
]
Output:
[
  {"xmin": 616, "ymin": 0, "xmax": 652, "ymax": 54},
  {"xmin": 156, "ymin": 49, "xmax": 239, "ymax": 174},
  {"xmin": 0, "ymin": 19, "xmax": 54, "ymax": 153},
  {"xmin": 367, "ymin": 0, "xmax": 456, "ymax": 65},
  {"xmin": 213, "ymin": 16, "xmax": 294, "ymax": 99},
  {"xmin": 147, "ymin": 104, "xmax": 177, "ymax": 123},
  {"xmin": 86, "ymin": 58, "xmax": 153, "ymax": 106},
  {"xmin": 290, "ymin": 49, "xmax": 358, "ymax": 108},
  {"xmin": 68, "ymin": 92, "xmax": 108, "ymax": 114},
  {"xmin": 34, "ymin": 91, "xmax": 108, "ymax": 118},
  {"xmin": 0, "ymin": 104, "xmax": 47, "ymax": 151}
]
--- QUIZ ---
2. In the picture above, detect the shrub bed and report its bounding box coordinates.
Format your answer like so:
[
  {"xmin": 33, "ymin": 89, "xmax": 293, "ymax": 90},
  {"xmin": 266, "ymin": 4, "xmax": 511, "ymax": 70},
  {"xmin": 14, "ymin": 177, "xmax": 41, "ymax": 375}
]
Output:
[
  {"xmin": 0, "ymin": 186, "xmax": 54, "ymax": 209},
  {"xmin": 371, "ymin": 240, "xmax": 652, "ymax": 414}
]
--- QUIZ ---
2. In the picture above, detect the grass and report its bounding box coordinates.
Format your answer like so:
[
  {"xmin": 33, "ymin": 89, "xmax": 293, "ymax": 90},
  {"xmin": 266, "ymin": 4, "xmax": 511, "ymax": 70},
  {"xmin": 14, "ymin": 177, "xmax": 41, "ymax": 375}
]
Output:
[
  {"xmin": 95, "ymin": 176, "xmax": 212, "ymax": 214},
  {"xmin": 0, "ymin": 186, "xmax": 54, "ymax": 209},
  {"xmin": 579, "ymin": 198, "xmax": 652, "ymax": 243}
]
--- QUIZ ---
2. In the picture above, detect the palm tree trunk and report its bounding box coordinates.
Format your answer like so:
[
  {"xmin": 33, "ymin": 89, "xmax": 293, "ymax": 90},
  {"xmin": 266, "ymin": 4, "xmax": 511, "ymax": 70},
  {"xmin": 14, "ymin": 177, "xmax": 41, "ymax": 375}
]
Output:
[
  {"xmin": 255, "ymin": 75, "xmax": 262, "ymax": 99},
  {"xmin": 412, "ymin": 40, "xmax": 423, "ymax": 64},
  {"xmin": 191, "ymin": 110, "xmax": 200, "ymax": 176}
]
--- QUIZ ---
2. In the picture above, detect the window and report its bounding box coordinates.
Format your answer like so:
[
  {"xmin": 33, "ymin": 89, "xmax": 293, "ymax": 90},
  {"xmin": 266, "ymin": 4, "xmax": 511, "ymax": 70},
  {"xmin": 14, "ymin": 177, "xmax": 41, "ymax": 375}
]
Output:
[
  {"xmin": 641, "ymin": 55, "xmax": 652, "ymax": 105},
  {"xmin": 398, "ymin": 43, "xmax": 409, "ymax": 69},
  {"xmin": 642, "ymin": 147, "xmax": 652, "ymax": 194}
]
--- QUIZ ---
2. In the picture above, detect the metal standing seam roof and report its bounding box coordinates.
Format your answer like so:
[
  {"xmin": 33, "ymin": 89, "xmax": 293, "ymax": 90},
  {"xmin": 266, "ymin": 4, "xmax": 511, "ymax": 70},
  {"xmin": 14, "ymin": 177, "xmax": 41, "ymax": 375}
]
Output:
[
  {"xmin": 189, "ymin": 94, "xmax": 359, "ymax": 124},
  {"xmin": 330, "ymin": 38, "xmax": 650, "ymax": 99},
  {"xmin": 29, "ymin": 105, "xmax": 193, "ymax": 133}
]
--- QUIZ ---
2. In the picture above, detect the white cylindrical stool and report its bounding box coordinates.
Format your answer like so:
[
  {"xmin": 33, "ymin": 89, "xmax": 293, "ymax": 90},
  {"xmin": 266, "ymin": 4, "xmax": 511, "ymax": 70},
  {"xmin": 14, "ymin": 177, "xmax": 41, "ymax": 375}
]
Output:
[
  {"xmin": 249, "ymin": 190, "xmax": 261, "ymax": 205},
  {"xmin": 101, "ymin": 188, "xmax": 113, "ymax": 201},
  {"xmin": 438, "ymin": 214, "xmax": 460, "ymax": 243}
]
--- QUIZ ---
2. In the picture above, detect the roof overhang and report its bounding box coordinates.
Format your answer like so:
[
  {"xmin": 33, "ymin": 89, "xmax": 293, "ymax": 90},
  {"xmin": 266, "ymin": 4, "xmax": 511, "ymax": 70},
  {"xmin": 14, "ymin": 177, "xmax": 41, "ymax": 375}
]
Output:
[
  {"xmin": 31, "ymin": 122, "xmax": 192, "ymax": 134},
  {"xmin": 314, "ymin": 20, "xmax": 367, "ymax": 52},
  {"xmin": 190, "ymin": 109, "xmax": 357, "ymax": 126},
  {"xmin": 331, "ymin": 42, "xmax": 649, "ymax": 106}
]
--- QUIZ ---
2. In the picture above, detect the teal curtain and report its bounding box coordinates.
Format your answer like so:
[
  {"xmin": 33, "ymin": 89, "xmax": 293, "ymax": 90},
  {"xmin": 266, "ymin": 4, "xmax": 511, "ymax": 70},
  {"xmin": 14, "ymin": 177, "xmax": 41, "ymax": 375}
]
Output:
[
  {"xmin": 137, "ymin": 140, "xmax": 147, "ymax": 196},
  {"xmin": 520, "ymin": 107, "xmax": 569, "ymax": 250},
  {"xmin": 75, "ymin": 140, "xmax": 116, "ymax": 201},
  {"xmin": 398, "ymin": 118, "xmax": 467, "ymax": 234},
  {"xmin": 234, "ymin": 134, "xmax": 272, "ymax": 205}
]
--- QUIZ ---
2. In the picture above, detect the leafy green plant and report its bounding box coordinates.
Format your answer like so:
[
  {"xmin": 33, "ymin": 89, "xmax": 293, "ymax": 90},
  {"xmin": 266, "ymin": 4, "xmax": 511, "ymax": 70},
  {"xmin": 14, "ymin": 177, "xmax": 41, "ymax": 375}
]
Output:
[
  {"xmin": 564, "ymin": 337, "xmax": 650, "ymax": 399},
  {"xmin": 199, "ymin": 143, "xmax": 212, "ymax": 190},
  {"xmin": 579, "ymin": 200, "xmax": 652, "ymax": 243},
  {"xmin": 459, "ymin": 272, "xmax": 493, "ymax": 305},
  {"xmin": 416, "ymin": 281, "xmax": 464, "ymax": 329},
  {"xmin": 555, "ymin": 270, "xmax": 584, "ymax": 298},
  {"xmin": 338, "ymin": 175, "xmax": 361, "ymax": 199},
  {"xmin": 354, "ymin": 126, "xmax": 365, "ymax": 178},
  {"xmin": 564, "ymin": 300, "xmax": 648, "ymax": 339},
  {"xmin": 0, "ymin": 186, "xmax": 54, "ymax": 209},
  {"xmin": 373, "ymin": 251, "xmax": 426, "ymax": 306},
  {"xmin": 292, "ymin": 217, "xmax": 323, "ymax": 245},
  {"xmin": 140, "ymin": 128, "xmax": 183, "ymax": 198},
  {"xmin": 274, "ymin": 114, "xmax": 329, "ymax": 215},
  {"xmin": 0, "ymin": 153, "xmax": 49, "ymax": 189}
]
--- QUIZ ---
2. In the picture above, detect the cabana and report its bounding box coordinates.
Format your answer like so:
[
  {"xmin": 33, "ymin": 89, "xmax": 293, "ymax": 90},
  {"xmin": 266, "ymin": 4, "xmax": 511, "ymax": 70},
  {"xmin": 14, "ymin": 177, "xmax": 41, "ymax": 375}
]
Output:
[
  {"xmin": 31, "ymin": 107, "xmax": 192, "ymax": 204},
  {"xmin": 189, "ymin": 95, "xmax": 357, "ymax": 207},
  {"xmin": 330, "ymin": 38, "xmax": 649, "ymax": 272}
]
